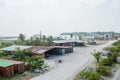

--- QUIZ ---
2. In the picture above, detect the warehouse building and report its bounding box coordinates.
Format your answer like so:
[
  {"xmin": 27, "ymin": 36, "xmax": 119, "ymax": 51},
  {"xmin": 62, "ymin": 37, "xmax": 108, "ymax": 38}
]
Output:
[
  {"xmin": 0, "ymin": 45, "xmax": 73, "ymax": 58},
  {"xmin": 0, "ymin": 45, "xmax": 32, "ymax": 54},
  {"xmin": 29, "ymin": 46, "xmax": 55, "ymax": 58},
  {"xmin": 29, "ymin": 46, "xmax": 73, "ymax": 58}
]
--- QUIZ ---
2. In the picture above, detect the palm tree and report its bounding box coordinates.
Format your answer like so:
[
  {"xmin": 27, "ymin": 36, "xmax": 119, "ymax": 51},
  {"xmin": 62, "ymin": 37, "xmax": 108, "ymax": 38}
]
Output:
[
  {"xmin": 47, "ymin": 36, "xmax": 53, "ymax": 46},
  {"xmin": 26, "ymin": 56, "xmax": 44, "ymax": 71},
  {"xmin": 70, "ymin": 33, "xmax": 73, "ymax": 40},
  {"xmin": 119, "ymin": 34, "xmax": 120, "ymax": 38},
  {"xmin": 105, "ymin": 34, "xmax": 109, "ymax": 40},
  {"xmin": 42, "ymin": 35, "xmax": 46, "ymax": 41},
  {"xmin": 19, "ymin": 34, "xmax": 25, "ymax": 42},
  {"xmin": 78, "ymin": 34, "xmax": 82, "ymax": 40},
  {"xmin": 112, "ymin": 32, "xmax": 115, "ymax": 39}
]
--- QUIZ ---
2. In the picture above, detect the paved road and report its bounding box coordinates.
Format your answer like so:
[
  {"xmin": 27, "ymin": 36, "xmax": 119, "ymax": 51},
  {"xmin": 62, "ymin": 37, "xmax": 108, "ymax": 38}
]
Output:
[{"xmin": 31, "ymin": 40, "xmax": 116, "ymax": 80}]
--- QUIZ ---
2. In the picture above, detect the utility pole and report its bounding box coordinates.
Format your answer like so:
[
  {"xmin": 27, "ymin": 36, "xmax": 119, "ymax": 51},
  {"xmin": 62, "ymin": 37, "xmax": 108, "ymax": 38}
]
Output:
[{"xmin": 40, "ymin": 30, "xmax": 41, "ymax": 42}]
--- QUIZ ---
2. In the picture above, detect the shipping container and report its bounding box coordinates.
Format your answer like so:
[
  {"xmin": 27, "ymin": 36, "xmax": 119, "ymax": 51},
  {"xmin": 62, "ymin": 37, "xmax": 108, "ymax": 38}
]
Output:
[
  {"xmin": 47, "ymin": 48, "xmax": 65, "ymax": 55},
  {"xmin": 62, "ymin": 49, "xmax": 65, "ymax": 55},
  {"xmin": 12, "ymin": 62, "xmax": 25, "ymax": 74},
  {"xmin": 10, "ymin": 66, "xmax": 14, "ymax": 76},
  {"xmin": 0, "ymin": 61, "xmax": 14, "ymax": 77},
  {"xmin": 70, "ymin": 47, "xmax": 73, "ymax": 53},
  {"xmin": 0, "ymin": 59, "xmax": 25, "ymax": 74},
  {"xmin": 68, "ymin": 48, "xmax": 71, "ymax": 53}
]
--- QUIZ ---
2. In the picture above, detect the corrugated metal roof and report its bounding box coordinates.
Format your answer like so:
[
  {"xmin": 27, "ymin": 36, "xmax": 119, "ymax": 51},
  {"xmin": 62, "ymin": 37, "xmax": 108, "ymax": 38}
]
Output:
[
  {"xmin": 29, "ymin": 46, "xmax": 55, "ymax": 52},
  {"xmin": 32, "ymin": 46, "xmax": 71, "ymax": 54},
  {"xmin": 0, "ymin": 45, "xmax": 33, "ymax": 51},
  {"xmin": 55, "ymin": 46, "xmax": 72, "ymax": 48},
  {"xmin": 53, "ymin": 40, "xmax": 85, "ymax": 44},
  {"xmin": 34, "ymin": 50, "xmax": 47, "ymax": 54},
  {"xmin": 0, "ymin": 61, "xmax": 13, "ymax": 67}
]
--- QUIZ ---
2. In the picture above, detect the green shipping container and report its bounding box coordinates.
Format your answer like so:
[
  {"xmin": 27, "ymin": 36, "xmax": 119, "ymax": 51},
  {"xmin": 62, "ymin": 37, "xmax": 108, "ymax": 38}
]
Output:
[
  {"xmin": 66, "ymin": 48, "xmax": 71, "ymax": 54},
  {"xmin": 68, "ymin": 48, "xmax": 71, "ymax": 53}
]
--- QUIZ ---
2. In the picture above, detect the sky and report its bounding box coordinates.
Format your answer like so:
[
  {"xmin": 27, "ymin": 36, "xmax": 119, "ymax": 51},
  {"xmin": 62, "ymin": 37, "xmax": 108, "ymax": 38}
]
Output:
[{"xmin": 0, "ymin": 0, "xmax": 120, "ymax": 37}]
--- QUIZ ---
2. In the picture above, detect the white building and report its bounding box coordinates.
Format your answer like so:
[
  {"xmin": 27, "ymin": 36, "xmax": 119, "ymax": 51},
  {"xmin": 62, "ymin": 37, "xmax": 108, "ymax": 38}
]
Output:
[{"xmin": 60, "ymin": 34, "xmax": 79, "ymax": 40}]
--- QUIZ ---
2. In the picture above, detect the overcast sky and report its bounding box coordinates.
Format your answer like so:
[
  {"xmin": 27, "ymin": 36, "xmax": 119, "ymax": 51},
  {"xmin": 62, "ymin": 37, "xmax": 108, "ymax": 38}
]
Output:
[{"xmin": 0, "ymin": 0, "xmax": 120, "ymax": 37}]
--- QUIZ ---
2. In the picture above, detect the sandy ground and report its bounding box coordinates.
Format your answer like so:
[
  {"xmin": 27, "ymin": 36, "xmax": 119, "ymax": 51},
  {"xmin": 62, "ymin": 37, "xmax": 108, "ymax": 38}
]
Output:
[{"xmin": 31, "ymin": 40, "xmax": 116, "ymax": 80}]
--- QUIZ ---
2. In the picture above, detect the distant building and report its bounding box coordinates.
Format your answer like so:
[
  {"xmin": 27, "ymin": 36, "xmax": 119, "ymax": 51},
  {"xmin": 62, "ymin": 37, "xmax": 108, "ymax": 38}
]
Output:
[
  {"xmin": 0, "ymin": 37, "xmax": 18, "ymax": 42},
  {"xmin": 60, "ymin": 34, "xmax": 79, "ymax": 40},
  {"xmin": 60, "ymin": 31, "xmax": 120, "ymax": 40},
  {"xmin": 53, "ymin": 40, "xmax": 85, "ymax": 47},
  {"xmin": 82, "ymin": 36, "xmax": 95, "ymax": 41}
]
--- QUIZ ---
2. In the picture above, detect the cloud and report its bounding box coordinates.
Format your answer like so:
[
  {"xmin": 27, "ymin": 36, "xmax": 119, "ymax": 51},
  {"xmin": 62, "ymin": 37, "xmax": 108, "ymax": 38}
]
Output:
[
  {"xmin": 1, "ymin": 0, "xmax": 32, "ymax": 7},
  {"xmin": 0, "ymin": 0, "xmax": 120, "ymax": 36}
]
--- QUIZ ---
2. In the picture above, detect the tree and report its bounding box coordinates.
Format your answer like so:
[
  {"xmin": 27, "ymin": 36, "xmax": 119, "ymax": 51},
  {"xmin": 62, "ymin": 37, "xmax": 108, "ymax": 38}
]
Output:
[
  {"xmin": 0, "ymin": 42, "xmax": 13, "ymax": 48},
  {"xmin": 0, "ymin": 50, "xmax": 4, "ymax": 57},
  {"xmin": 19, "ymin": 34, "xmax": 25, "ymax": 42},
  {"xmin": 93, "ymin": 52, "xmax": 102, "ymax": 63},
  {"xmin": 57, "ymin": 37, "xmax": 61, "ymax": 40},
  {"xmin": 100, "ymin": 58, "xmax": 113, "ymax": 66},
  {"xmin": 12, "ymin": 49, "xmax": 32, "ymax": 61},
  {"xmin": 119, "ymin": 34, "xmax": 120, "ymax": 38},
  {"xmin": 88, "ymin": 72, "xmax": 99, "ymax": 80},
  {"xmin": 26, "ymin": 56, "xmax": 44, "ymax": 71},
  {"xmin": 105, "ymin": 34, "xmax": 109, "ymax": 40},
  {"xmin": 70, "ymin": 33, "xmax": 73, "ymax": 39},
  {"xmin": 78, "ymin": 34, "xmax": 82, "ymax": 40},
  {"xmin": 42, "ymin": 35, "xmax": 46, "ymax": 41},
  {"xmin": 47, "ymin": 36, "xmax": 53, "ymax": 46},
  {"xmin": 30, "ymin": 37, "xmax": 33, "ymax": 41},
  {"xmin": 96, "ymin": 65, "xmax": 111, "ymax": 76},
  {"xmin": 74, "ymin": 72, "xmax": 99, "ymax": 80},
  {"xmin": 111, "ymin": 53, "xmax": 119, "ymax": 62}
]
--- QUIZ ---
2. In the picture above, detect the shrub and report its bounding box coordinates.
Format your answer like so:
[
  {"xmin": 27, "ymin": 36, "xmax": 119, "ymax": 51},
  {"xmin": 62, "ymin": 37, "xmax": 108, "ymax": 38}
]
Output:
[
  {"xmin": 93, "ymin": 51, "xmax": 102, "ymax": 63},
  {"xmin": 100, "ymin": 57, "xmax": 113, "ymax": 66},
  {"xmin": 88, "ymin": 72, "xmax": 99, "ymax": 80},
  {"xmin": 26, "ymin": 56, "xmax": 44, "ymax": 71},
  {"xmin": 96, "ymin": 65, "xmax": 111, "ymax": 76}
]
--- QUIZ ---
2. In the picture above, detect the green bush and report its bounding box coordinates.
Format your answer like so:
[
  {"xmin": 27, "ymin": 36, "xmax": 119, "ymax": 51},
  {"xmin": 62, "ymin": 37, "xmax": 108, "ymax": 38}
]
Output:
[
  {"xmin": 88, "ymin": 72, "xmax": 99, "ymax": 80},
  {"xmin": 112, "ymin": 40, "xmax": 120, "ymax": 46},
  {"xmin": 74, "ymin": 71, "xmax": 100, "ymax": 80},
  {"xmin": 12, "ymin": 49, "xmax": 32, "ymax": 61},
  {"xmin": 0, "ymin": 50, "xmax": 3, "ymax": 56},
  {"xmin": 111, "ymin": 53, "xmax": 119, "ymax": 62},
  {"xmin": 93, "ymin": 52, "xmax": 102, "ymax": 63},
  {"xmin": 26, "ymin": 56, "xmax": 44, "ymax": 71},
  {"xmin": 100, "ymin": 57, "xmax": 113, "ymax": 66},
  {"xmin": 96, "ymin": 65, "xmax": 111, "ymax": 76}
]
